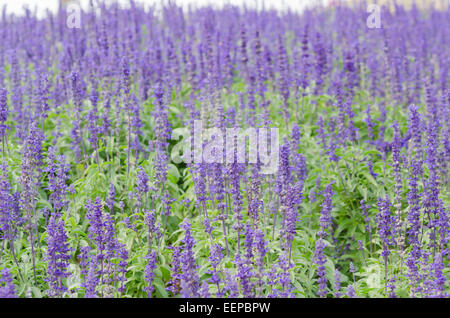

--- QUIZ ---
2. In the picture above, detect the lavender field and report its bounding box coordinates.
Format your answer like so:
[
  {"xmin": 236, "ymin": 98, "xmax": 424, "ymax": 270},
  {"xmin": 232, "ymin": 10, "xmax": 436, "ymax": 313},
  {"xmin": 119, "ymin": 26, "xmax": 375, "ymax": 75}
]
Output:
[{"xmin": 0, "ymin": 1, "xmax": 448, "ymax": 298}]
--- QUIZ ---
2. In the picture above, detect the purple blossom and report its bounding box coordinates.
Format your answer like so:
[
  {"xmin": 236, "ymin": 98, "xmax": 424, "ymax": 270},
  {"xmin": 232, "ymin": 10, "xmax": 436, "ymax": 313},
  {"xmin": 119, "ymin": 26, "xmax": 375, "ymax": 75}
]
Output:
[
  {"xmin": 377, "ymin": 196, "xmax": 393, "ymax": 258},
  {"xmin": 234, "ymin": 253, "xmax": 254, "ymax": 298},
  {"xmin": 136, "ymin": 167, "xmax": 149, "ymax": 195},
  {"xmin": 0, "ymin": 87, "xmax": 9, "ymax": 142},
  {"xmin": 318, "ymin": 183, "xmax": 334, "ymax": 239},
  {"xmin": 179, "ymin": 219, "xmax": 200, "ymax": 297},
  {"xmin": 334, "ymin": 270, "xmax": 342, "ymax": 298},
  {"xmin": 0, "ymin": 268, "xmax": 16, "ymax": 298},
  {"xmin": 207, "ymin": 244, "xmax": 223, "ymax": 292},
  {"xmin": 0, "ymin": 164, "xmax": 23, "ymax": 243},
  {"xmin": 45, "ymin": 147, "xmax": 70, "ymax": 215},
  {"xmin": 106, "ymin": 183, "xmax": 115, "ymax": 212},
  {"xmin": 346, "ymin": 284, "xmax": 356, "ymax": 298},
  {"xmin": 167, "ymin": 246, "xmax": 182, "ymax": 295},
  {"xmin": 315, "ymin": 238, "xmax": 327, "ymax": 298},
  {"xmin": 377, "ymin": 195, "xmax": 393, "ymax": 296},
  {"xmin": 45, "ymin": 215, "xmax": 71, "ymax": 297},
  {"xmin": 84, "ymin": 197, "xmax": 128, "ymax": 295},
  {"xmin": 143, "ymin": 250, "xmax": 157, "ymax": 297}
]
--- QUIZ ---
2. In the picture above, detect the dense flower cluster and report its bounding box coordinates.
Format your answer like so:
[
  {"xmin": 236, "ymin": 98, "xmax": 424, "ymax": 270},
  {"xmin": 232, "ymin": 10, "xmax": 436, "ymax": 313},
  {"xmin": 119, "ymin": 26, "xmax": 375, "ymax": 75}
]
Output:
[
  {"xmin": 0, "ymin": 268, "xmax": 16, "ymax": 298},
  {"xmin": 45, "ymin": 215, "xmax": 71, "ymax": 297},
  {"xmin": 0, "ymin": 1, "xmax": 448, "ymax": 299}
]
